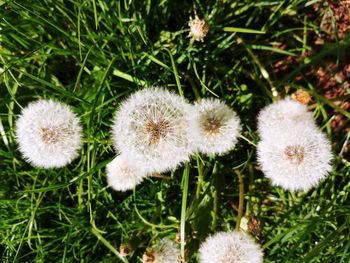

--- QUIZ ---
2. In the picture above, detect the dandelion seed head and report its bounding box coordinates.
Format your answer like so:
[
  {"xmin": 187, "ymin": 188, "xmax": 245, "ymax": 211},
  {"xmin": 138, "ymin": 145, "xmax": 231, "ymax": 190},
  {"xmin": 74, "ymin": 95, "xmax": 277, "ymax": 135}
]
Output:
[
  {"xmin": 257, "ymin": 97, "xmax": 314, "ymax": 139},
  {"xmin": 142, "ymin": 238, "xmax": 180, "ymax": 263},
  {"xmin": 257, "ymin": 123, "xmax": 333, "ymax": 191},
  {"xmin": 199, "ymin": 231, "xmax": 263, "ymax": 263},
  {"xmin": 112, "ymin": 87, "xmax": 194, "ymax": 173},
  {"xmin": 189, "ymin": 98, "xmax": 241, "ymax": 155},
  {"xmin": 15, "ymin": 99, "xmax": 82, "ymax": 168},
  {"xmin": 106, "ymin": 155, "xmax": 147, "ymax": 192},
  {"xmin": 188, "ymin": 17, "xmax": 209, "ymax": 42}
]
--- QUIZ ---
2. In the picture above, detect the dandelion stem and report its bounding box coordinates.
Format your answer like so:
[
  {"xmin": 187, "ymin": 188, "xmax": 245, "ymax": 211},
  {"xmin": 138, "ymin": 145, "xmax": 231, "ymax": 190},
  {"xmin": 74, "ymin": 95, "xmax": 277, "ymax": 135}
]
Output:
[
  {"xmin": 180, "ymin": 164, "xmax": 190, "ymax": 263},
  {"xmin": 211, "ymin": 162, "xmax": 218, "ymax": 231},
  {"xmin": 195, "ymin": 155, "xmax": 203, "ymax": 199},
  {"xmin": 212, "ymin": 189, "xmax": 218, "ymax": 230},
  {"xmin": 133, "ymin": 189, "xmax": 176, "ymax": 229},
  {"xmin": 235, "ymin": 170, "xmax": 244, "ymax": 231},
  {"xmin": 236, "ymin": 36, "xmax": 279, "ymax": 100},
  {"xmin": 150, "ymin": 173, "xmax": 171, "ymax": 180}
]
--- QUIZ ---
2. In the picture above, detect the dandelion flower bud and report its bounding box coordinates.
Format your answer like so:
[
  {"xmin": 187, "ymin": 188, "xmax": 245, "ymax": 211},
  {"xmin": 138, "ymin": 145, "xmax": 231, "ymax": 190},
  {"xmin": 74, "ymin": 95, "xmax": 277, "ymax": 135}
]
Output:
[
  {"xmin": 257, "ymin": 97, "xmax": 314, "ymax": 139},
  {"xmin": 106, "ymin": 155, "xmax": 147, "ymax": 192},
  {"xmin": 142, "ymin": 238, "xmax": 180, "ymax": 263},
  {"xmin": 119, "ymin": 243, "xmax": 132, "ymax": 257},
  {"xmin": 199, "ymin": 231, "xmax": 263, "ymax": 263},
  {"xmin": 291, "ymin": 90, "xmax": 312, "ymax": 105},
  {"xmin": 189, "ymin": 98, "xmax": 241, "ymax": 155},
  {"xmin": 257, "ymin": 123, "xmax": 333, "ymax": 191},
  {"xmin": 15, "ymin": 100, "xmax": 82, "ymax": 168},
  {"xmin": 188, "ymin": 17, "xmax": 209, "ymax": 42},
  {"xmin": 112, "ymin": 87, "xmax": 193, "ymax": 173}
]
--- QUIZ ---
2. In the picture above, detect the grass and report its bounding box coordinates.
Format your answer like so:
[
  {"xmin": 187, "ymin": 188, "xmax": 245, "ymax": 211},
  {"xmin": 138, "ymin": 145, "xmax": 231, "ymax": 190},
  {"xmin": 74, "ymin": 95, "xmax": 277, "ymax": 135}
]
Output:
[{"xmin": 1, "ymin": 0, "xmax": 350, "ymax": 262}]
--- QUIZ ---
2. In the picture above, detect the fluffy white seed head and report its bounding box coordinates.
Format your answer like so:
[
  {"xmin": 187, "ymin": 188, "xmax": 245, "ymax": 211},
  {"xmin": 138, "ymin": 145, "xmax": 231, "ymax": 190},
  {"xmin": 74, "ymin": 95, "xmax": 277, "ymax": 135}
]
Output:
[
  {"xmin": 15, "ymin": 99, "xmax": 82, "ymax": 168},
  {"xmin": 199, "ymin": 231, "xmax": 263, "ymax": 263},
  {"xmin": 112, "ymin": 87, "xmax": 194, "ymax": 173},
  {"xmin": 257, "ymin": 122, "xmax": 333, "ymax": 191},
  {"xmin": 189, "ymin": 98, "xmax": 241, "ymax": 155},
  {"xmin": 106, "ymin": 155, "xmax": 147, "ymax": 192},
  {"xmin": 257, "ymin": 97, "xmax": 315, "ymax": 139},
  {"xmin": 142, "ymin": 238, "xmax": 180, "ymax": 263}
]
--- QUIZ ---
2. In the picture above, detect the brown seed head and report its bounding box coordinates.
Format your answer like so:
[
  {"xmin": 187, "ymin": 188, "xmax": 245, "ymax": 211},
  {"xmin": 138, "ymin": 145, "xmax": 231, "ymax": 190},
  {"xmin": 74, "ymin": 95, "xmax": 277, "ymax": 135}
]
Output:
[
  {"xmin": 145, "ymin": 118, "xmax": 170, "ymax": 145},
  {"xmin": 284, "ymin": 145, "xmax": 305, "ymax": 164},
  {"xmin": 40, "ymin": 127, "xmax": 61, "ymax": 144},
  {"xmin": 201, "ymin": 115, "xmax": 223, "ymax": 135}
]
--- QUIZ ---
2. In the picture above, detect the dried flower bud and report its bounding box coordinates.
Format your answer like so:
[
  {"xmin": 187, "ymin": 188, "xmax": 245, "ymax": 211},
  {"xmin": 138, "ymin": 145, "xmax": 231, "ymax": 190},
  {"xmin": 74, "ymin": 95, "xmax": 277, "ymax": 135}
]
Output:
[
  {"xmin": 188, "ymin": 17, "xmax": 209, "ymax": 42},
  {"xmin": 175, "ymin": 233, "xmax": 181, "ymax": 244},
  {"xmin": 142, "ymin": 251, "xmax": 155, "ymax": 263},
  {"xmin": 292, "ymin": 90, "xmax": 312, "ymax": 105},
  {"xmin": 248, "ymin": 217, "xmax": 264, "ymax": 237},
  {"xmin": 119, "ymin": 243, "xmax": 132, "ymax": 257}
]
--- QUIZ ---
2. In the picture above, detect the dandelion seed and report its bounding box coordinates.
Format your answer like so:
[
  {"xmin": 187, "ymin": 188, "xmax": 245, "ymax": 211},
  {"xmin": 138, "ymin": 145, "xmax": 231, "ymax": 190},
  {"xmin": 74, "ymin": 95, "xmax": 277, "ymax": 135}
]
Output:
[
  {"xmin": 142, "ymin": 238, "xmax": 180, "ymax": 263},
  {"xmin": 189, "ymin": 98, "xmax": 241, "ymax": 155},
  {"xmin": 15, "ymin": 100, "xmax": 82, "ymax": 168},
  {"xmin": 112, "ymin": 87, "xmax": 193, "ymax": 173},
  {"xmin": 106, "ymin": 155, "xmax": 147, "ymax": 192},
  {"xmin": 199, "ymin": 231, "xmax": 263, "ymax": 263},
  {"xmin": 188, "ymin": 17, "xmax": 209, "ymax": 42},
  {"xmin": 257, "ymin": 123, "xmax": 333, "ymax": 191},
  {"xmin": 257, "ymin": 97, "xmax": 314, "ymax": 139}
]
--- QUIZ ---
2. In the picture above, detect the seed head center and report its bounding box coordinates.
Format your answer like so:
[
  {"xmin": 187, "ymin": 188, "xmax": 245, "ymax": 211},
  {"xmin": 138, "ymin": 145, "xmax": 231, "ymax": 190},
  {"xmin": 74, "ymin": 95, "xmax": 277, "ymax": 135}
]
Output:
[
  {"xmin": 40, "ymin": 127, "xmax": 61, "ymax": 144},
  {"xmin": 202, "ymin": 116, "xmax": 223, "ymax": 135},
  {"xmin": 145, "ymin": 119, "xmax": 170, "ymax": 145},
  {"xmin": 284, "ymin": 145, "xmax": 305, "ymax": 164}
]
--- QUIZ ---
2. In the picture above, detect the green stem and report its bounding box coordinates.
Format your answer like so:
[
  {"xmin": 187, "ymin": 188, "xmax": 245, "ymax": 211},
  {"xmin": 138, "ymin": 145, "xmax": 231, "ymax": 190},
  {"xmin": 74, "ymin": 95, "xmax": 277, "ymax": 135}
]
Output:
[
  {"xmin": 212, "ymin": 189, "xmax": 218, "ymax": 230},
  {"xmin": 235, "ymin": 170, "xmax": 244, "ymax": 231},
  {"xmin": 180, "ymin": 164, "xmax": 190, "ymax": 263},
  {"xmin": 195, "ymin": 155, "xmax": 203, "ymax": 199}
]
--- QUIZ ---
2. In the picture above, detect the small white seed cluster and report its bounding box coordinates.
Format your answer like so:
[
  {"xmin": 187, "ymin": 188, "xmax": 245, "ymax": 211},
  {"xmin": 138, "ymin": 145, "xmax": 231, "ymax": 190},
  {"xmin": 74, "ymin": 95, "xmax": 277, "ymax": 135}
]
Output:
[
  {"xmin": 257, "ymin": 97, "xmax": 333, "ymax": 191},
  {"xmin": 15, "ymin": 100, "xmax": 83, "ymax": 168},
  {"xmin": 108, "ymin": 87, "xmax": 241, "ymax": 192},
  {"xmin": 142, "ymin": 238, "xmax": 180, "ymax": 263},
  {"xmin": 199, "ymin": 231, "xmax": 263, "ymax": 263}
]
